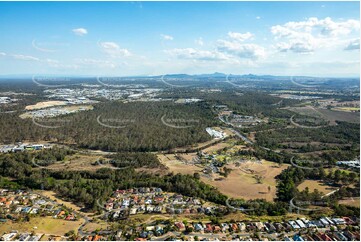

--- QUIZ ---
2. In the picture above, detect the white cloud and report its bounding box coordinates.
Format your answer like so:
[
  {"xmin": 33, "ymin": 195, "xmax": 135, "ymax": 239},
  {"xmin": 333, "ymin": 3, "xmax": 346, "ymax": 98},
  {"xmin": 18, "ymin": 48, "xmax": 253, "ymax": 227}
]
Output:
[
  {"xmin": 228, "ymin": 32, "xmax": 253, "ymax": 42},
  {"xmin": 165, "ymin": 48, "xmax": 229, "ymax": 61},
  {"xmin": 99, "ymin": 42, "xmax": 131, "ymax": 58},
  {"xmin": 161, "ymin": 34, "xmax": 174, "ymax": 41},
  {"xmin": 0, "ymin": 52, "xmax": 6, "ymax": 56},
  {"xmin": 271, "ymin": 17, "xmax": 360, "ymax": 53},
  {"xmin": 11, "ymin": 54, "xmax": 39, "ymax": 61},
  {"xmin": 195, "ymin": 37, "xmax": 204, "ymax": 46},
  {"xmin": 213, "ymin": 31, "xmax": 265, "ymax": 59},
  {"xmin": 344, "ymin": 39, "xmax": 360, "ymax": 51},
  {"xmin": 256, "ymin": 16, "xmax": 261, "ymax": 20},
  {"xmin": 72, "ymin": 28, "xmax": 88, "ymax": 36},
  {"xmin": 217, "ymin": 40, "xmax": 265, "ymax": 59}
]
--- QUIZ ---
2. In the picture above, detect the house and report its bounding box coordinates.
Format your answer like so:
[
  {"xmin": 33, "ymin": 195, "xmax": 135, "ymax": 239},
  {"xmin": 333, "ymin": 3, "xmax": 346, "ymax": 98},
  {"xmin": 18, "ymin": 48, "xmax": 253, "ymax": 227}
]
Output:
[
  {"xmin": 155, "ymin": 226, "xmax": 164, "ymax": 236},
  {"xmin": 56, "ymin": 210, "xmax": 66, "ymax": 218},
  {"xmin": 130, "ymin": 208, "xmax": 138, "ymax": 215},
  {"xmin": 154, "ymin": 196, "xmax": 164, "ymax": 204},
  {"xmin": 145, "ymin": 226, "xmax": 155, "ymax": 231},
  {"xmin": 19, "ymin": 233, "xmax": 31, "ymax": 241},
  {"xmin": 205, "ymin": 223, "xmax": 213, "ymax": 233},
  {"xmin": 273, "ymin": 223, "xmax": 284, "ymax": 232},
  {"xmin": 1, "ymin": 233, "xmax": 17, "ymax": 241},
  {"xmin": 237, "ymin": 223, "xmax": 246, "ymax": 232},
  {"xmin": 306, "ymin": 221, "xmax": 318, "ymax": 228},
  {"xmin": 29, "ymin": 234, "xmax": 43, "ymax": 241},
  {"xmin": 319, "ymin": 218, "xmax": 330, "ymax": 227},
  {"xmin": 324, "ymin": 217, "xmax": 334, "ymax": 225},
  {"xmin": 295, "ymin": 220, "xmax": 307, "ymax": 229},
  {"xmin": 21, "ymin": 207, "xmax": 31, "ymax": 214},
  {"xmin": 332, "ymin": 218, "xmax": 346, "ymax": 225},
  {"xmin": 264, "ymin": 222, "xmax": 276, "ymax": 233},
  {"xmin": 313, "ymin": 220, "xmax": 324, "ymax": 228},
  {"xmin": 194, "ymin": 223, "xmax": 203, "ymax": 232},
  {"xmin": 213, "ymin": 225, "xmax": 221, "ymax": 233},
  {"xmin": 139, "ymin": 231, "xmax": 148, "ymax": 238},
  {"xmin": 175, "ymin": 222, "xmax": 185, "ymax": 231},
  {"xmin": 335, "ymin": 232, "xmax": 348, "ymax": 241},
  {"xmin": 122, "ymin": 199, "xmax": 130, "ymax": 207},
  {"xmin": 30, "ymin": 208, "xmax": 39, "ymax": 214},
  {"xmin": 92, "ymin": 235, "xmax": 102, "ymax": 241},
  {"xmin": 231, "ymin": 223, "xmax": 238, "ymax": 232},
  {"xmin": 254, "ymin": 222, "xmax": 264, "ymax": 231},
  {"xmin": 221, "ymin": 223, "xmax": 229, "ymax": 232},
  {"xmin": 14, "ymin": 206, "xmax": 23, "ymax": 213},
  {"xmin": 65, "ymin": 214, "xmax": 75, "ymax": 221},
  {"xmin": 320, "ymin": 233, "xmax": 332, "ymax": 241},
  {"xmin": 343, "ymin": 231, "xmax": 356, "ymax": 240},
  {"xmin": 146, "ymin": 205, "xmax": 154, "ymax": 212},
  {"xmin": 145, "ymin": 198, "xmax": 152, "ymax": 205},
  {"xmin": 293, "ymin": 235, "xmax": 304, "ymax": 241},
  {"xmin": 343, "ymin": 217, "xmax": 355, "ymax": 225},
  {"xmin": 311, "ymin": 233, "xmax": 323, "ymax": 241},
  {"xmin": 288, "ymin": 221, "xmax": 300, "ymax": 230}
]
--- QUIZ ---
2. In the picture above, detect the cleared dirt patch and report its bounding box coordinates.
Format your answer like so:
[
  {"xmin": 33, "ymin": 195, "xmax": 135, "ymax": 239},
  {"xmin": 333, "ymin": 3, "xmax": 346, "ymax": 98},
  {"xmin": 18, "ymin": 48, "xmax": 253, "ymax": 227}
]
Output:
[
  {"xmin": 202, "ymin": 142, "xmax": 229, "ymax": 153},
  {"xmin": 297, "ymin": 180, "xmax": 337, "ymax": 195},
  {"xmin": 158, "ymin": 154, "xmax": 202, "ymax": 175},
  {"xmin": 339, "ymin": 197, "xmax": 360, "ymax": 207},
  {"xmin": 25, "ymin": 101, "xmax": 68, "ymax": 110},
  {"xmin": 201, "ymin": 160, "xmax": 289, "ymax": 201}
]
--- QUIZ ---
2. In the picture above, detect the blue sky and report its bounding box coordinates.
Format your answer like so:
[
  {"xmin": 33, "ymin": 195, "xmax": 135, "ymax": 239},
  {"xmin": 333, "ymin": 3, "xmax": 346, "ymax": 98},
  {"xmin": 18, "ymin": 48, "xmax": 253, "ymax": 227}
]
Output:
[{"xmin": 0, "ymin": 1, "xmax": 359, "ymax": 77}]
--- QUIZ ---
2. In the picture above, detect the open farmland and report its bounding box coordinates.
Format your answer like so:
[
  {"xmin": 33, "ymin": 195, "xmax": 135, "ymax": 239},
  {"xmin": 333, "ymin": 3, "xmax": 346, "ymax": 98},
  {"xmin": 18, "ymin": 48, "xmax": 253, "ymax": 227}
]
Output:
[
  {"xmin": 316, "ymin": 108, "xmax": 360, "ymax": 124},
  {"xmin": 201, "ymin": 160, "xmax": 289, "ymax": 201}
]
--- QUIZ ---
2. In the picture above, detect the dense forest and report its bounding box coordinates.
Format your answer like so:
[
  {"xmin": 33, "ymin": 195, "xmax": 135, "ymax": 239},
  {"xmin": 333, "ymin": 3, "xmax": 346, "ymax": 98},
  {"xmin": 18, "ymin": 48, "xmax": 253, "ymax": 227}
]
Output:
[{"xmin": 0, "ymin": 101, "xmax": 217, "ymax": 152}]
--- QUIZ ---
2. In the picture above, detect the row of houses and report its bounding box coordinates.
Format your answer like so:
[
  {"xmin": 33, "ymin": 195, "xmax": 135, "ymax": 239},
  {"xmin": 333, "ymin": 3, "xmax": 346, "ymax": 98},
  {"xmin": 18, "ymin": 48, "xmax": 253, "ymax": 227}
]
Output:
[
  {"xmin": 172, "ymin": 216, "xmax": 357, "ymax": 234},
  {"xmin": 285, "ymin": 230, "xmax": 360, "ymax": 241},
  {"xmin": 0, "ymin": 143, "xmax": 52, "ymax": 153},
  {"xmin": 0, "ymin": 189, "xmax": 76, "ymax": 221},
  {"xmin": 0, "ymin": 232, "xmax": 43, "ymax": 241},
  {"xmin": 107, "ymin": 188, "xmax": 202, "ymax": 210},
  {"xmin": 118, "ymin": 215, "xmax": 360, "ymax": 241},
  {"xmin": 336, "ymin": 159, "xmax": 360, "ymax": 169}
]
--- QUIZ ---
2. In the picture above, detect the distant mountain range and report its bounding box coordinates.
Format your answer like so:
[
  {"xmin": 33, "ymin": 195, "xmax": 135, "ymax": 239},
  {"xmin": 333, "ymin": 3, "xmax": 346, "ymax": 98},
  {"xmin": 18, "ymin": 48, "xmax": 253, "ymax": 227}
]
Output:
[{"xmin": 0, "ymin": 72, "xmax": 359, "ymax": 79}]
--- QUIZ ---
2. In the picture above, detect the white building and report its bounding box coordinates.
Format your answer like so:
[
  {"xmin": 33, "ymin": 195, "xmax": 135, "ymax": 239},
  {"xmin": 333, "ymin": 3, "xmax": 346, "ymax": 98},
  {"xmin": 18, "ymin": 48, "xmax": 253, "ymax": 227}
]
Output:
[{"xmin": 206, "ymin": 127, "xmax": 225, "ymax": 139}]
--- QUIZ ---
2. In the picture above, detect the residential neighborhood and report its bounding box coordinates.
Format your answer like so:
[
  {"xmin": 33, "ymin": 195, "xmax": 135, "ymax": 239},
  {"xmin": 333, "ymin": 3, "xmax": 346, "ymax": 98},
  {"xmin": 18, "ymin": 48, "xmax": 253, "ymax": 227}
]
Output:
[{"xmin": 102, "ymin": 188, "xmax": 224, "ymax": 219}]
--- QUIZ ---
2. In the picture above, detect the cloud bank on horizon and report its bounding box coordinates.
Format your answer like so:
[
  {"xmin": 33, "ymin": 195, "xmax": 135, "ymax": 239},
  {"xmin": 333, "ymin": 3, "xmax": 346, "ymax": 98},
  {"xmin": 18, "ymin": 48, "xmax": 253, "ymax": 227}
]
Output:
[{"xmin": 0, "ymin": 1, "xmax": 359, "ymax": 77}]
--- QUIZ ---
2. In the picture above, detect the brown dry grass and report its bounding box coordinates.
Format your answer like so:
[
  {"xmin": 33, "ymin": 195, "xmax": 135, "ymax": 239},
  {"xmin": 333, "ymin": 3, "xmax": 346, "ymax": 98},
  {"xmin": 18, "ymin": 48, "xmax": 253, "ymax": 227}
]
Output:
[
  {"xmin": 25, "ymin": 101, "xmax": 68, "ymax": 110},
  {"xmin": 201, "ymin": 160, "xmax": 289, "ymax": 201},
  {"xmin": 297, "ymin": 180, "xmax": 337, "ymax": 195},
  {"xmin": 158, "ymin": 154, "xmax": 202, "ymax": 175},
  {"xmin": 339, "ymin": 197, "xmax": 360, "ymax": 207},
  {"xmin": 0, "ymin": 217, "xmax": 84, "ymax": 236}
]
